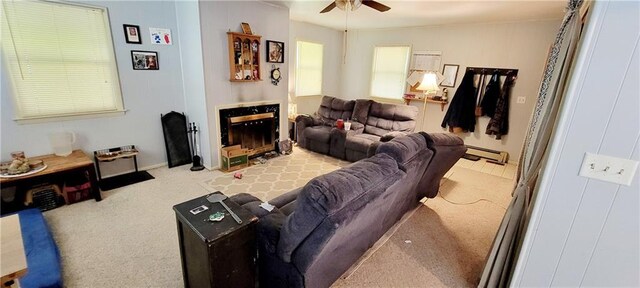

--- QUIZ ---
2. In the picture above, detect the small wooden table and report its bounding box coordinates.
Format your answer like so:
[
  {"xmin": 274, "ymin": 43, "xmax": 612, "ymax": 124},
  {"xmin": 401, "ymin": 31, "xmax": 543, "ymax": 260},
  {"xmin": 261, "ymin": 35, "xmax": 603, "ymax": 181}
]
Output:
[
  {"xmin": 0, "ymin": 150, "xmax": 101, "ymax": 202},
  {"xmin": 1, "ymin": 214, "xmax": 27, "ymax": 287},
  {"xmin": 173, "ymin": 192, "xmax": 258, "ymax": 288}
]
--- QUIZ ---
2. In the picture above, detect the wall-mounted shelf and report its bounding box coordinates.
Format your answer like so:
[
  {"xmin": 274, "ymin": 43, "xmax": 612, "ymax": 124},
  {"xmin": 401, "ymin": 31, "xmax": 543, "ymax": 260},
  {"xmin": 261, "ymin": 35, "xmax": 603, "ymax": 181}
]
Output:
[
  {"xmin": 403, "ymin": 97, "xmax": 448, "ymax": 111},
  {"xmin": 227, "ymin": 32, "xmax": 262, "ymax": 82}
]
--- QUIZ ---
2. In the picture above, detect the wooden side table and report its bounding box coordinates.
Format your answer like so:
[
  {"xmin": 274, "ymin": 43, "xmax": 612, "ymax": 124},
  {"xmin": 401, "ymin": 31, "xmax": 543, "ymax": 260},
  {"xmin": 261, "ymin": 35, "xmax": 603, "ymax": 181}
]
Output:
[
  {"xmin": 0, "ymin": 150, "xmax": 101, "ymax": 205},
  {"xmin": 173, "ymin": 192, "xmax": 258, "ymax": 288}
]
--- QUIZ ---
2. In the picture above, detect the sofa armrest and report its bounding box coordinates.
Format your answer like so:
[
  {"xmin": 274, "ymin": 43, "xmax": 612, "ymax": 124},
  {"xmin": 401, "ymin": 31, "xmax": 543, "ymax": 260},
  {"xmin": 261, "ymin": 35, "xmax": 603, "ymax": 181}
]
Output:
[
  {"xmin": 295, "ymin": 115, "xmax": 315, "ymax": 148},
  {"xmin": 229, "ymin": 193, "xmax": 288, "ymax": 255},
  {"xmin": 257, "ymin": 212, "xmax": 287, "ymax": 254},
  {"xmin": 329, "ymin": 125, "xmax": 364, "ymax": 159}
]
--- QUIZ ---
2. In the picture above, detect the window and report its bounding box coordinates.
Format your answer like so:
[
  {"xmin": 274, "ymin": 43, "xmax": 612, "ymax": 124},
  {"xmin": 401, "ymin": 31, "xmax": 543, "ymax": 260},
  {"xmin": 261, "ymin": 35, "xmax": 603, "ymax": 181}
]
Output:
[
  {"xmin": 370, "ymin": 46, "xmax": 411, "ymax": 99},
  {"xmin": 295, "ymin": 41, "xmax": 323, "ymax": 97},
  {"xmin": 2, "ymin": 0, "xmax": 123, "ymax": 120}
]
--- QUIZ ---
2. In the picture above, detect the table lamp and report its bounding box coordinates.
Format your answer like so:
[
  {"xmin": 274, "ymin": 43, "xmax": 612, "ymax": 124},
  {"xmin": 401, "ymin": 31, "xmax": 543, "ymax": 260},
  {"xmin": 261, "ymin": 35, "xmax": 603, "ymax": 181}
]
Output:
[{"xmin": 416, "ymin": 72, "xmax": 440, "ymax": 130}]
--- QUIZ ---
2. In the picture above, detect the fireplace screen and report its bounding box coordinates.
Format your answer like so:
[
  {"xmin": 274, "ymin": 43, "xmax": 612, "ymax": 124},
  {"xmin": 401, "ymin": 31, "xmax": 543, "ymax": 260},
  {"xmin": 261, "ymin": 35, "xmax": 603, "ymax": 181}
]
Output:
[{"xmin": 227, "ymin": 113, "xmax": 275, "ymax": 156}]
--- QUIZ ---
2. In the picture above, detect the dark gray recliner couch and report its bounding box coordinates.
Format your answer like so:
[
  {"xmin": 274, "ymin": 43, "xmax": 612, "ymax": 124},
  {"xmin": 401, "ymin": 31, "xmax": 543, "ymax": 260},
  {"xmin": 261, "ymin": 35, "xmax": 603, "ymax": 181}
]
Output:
[
  {"xmin": 296, "ymin": 96, "xmax": 419, "ymax": 162},
  {"xmin": 344, "ymin": 101, "xmax": 419, "ymax": 162},
  {"xmin": 230, "ymin": 132, "xmax": 465, "ymax": 287},
  {"xmin": 296, "ymin": 96, "xmax": 355, "ymax": 156}
]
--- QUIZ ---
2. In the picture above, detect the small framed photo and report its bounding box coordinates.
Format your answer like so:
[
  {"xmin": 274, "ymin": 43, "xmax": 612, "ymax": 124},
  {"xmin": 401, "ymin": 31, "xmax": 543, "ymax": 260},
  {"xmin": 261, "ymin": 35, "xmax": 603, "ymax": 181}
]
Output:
[
  {"xmin": 131, "ymin": 50, "xmax": 159, "ymax": 70},
  {"xmin": 241, "ymin": 22, "xmax": 252, "ymax": 35},
  {"xmin": 441, "ymin": 64, "xmax": 460, "ymax": 87},
  {"xmin": 123, "ymin": 24, "xmax": 141, "ymax": 44},
  {"xmin": 266, "ymin": 40, "xmax": 284, "ymax": 63}
]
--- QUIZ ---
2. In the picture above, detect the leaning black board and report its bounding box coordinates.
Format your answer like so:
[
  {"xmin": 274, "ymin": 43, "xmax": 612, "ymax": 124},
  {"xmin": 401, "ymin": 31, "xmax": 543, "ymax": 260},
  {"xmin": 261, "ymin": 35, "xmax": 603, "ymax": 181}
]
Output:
[{"xmin": 161, "ymin": 111, "xmax": 192, "ymax": 168}]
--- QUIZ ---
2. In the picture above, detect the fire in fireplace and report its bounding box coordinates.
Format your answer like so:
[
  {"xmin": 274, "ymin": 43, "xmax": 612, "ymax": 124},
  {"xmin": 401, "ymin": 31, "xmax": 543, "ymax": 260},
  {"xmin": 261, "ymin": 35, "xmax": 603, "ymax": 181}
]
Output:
[{"xmin": 219, "ymin": 104, "xmax": 280, "ymax": 158}]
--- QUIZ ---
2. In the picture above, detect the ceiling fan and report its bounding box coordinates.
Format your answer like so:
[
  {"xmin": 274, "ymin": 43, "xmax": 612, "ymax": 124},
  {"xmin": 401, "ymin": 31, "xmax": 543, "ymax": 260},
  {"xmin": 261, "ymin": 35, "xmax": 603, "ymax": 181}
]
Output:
[{"xmin": 320, "ymin": 0, "xmax": 391, "ymax": 13}]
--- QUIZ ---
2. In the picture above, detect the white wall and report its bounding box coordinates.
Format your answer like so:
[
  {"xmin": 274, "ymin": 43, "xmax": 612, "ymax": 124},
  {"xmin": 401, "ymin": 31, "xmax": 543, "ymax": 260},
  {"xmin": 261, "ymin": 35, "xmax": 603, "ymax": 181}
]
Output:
[
  {"xmin": 339, "ymin": 20, "xmax": 560, "ymax": 161},
  {"xmin": 198, "ymin": 1, "xmax": 289, "ymax": 168},
  {"xmin": 513, "ymin": 1, "xmax": 639, "ymax": 286},
  {"xmin": 289, "ymin": 21, "xmax": 344, "ymax": 115},
  {"xmin": 1, "ymin": 1, "xmax": 185, "ymax": 176},
  {"xmin": 175, "ymin": 0, "xmax": 211, "ymax": 169}
]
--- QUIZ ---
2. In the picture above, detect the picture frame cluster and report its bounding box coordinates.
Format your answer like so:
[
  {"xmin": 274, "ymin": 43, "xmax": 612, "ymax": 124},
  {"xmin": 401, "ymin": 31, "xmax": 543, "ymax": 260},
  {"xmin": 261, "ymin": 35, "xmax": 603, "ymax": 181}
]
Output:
[{"xmin": 123, "ymin": 24, "xmax": 170, "ymax": 71}]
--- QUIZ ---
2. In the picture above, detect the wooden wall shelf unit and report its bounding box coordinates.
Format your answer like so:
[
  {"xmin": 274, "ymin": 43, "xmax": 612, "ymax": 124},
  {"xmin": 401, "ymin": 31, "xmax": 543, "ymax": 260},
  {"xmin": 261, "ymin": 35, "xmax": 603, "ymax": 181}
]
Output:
[
  {"xmin": 404, "ymin": 97, "xmax": 449, "ymax": 111},
  {"xmin": 227, "ymin": 32, "xmax": 262, "ymax": 82}
]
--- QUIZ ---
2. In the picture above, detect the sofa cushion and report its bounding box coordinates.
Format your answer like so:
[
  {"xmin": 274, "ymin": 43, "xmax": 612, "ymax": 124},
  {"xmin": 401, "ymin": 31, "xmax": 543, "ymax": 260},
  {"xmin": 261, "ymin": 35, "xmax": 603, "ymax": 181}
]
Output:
[
  {"xmin": 277, "ymin": 153, "xmax": 404, "ymax": 262},
  {"xmin": 364, "ymin": 102, "xmax": 419, "ymax": 136},
  {"xmin": 304, "ymin": 126, "xmax": 333, "ymax": 143},
  {"xmin": 351, "ymin": 99, "xmax": 372, "ymax": 124},
  {"xmin": 345, "ymin": 133, "xmax": 380, "ymax": 153},
  {"xmin": 317, "ymin": 96, "xmax": 355, "ymax": 123}
]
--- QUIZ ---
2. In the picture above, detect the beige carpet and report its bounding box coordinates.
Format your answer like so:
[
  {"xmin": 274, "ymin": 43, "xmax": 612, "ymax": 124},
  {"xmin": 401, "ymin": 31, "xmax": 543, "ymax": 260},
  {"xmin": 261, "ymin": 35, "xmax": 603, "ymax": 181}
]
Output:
[
  {"xmin": 333, "ymin": 166, "xmax": 513, "ymax": 287},
  {"xmin": 40, "ymin": 147, "xmax": 512, "ymax": 287},
  {"xmin": 201, "ymin": 148, "xmax": 349, "ymax": 200}
]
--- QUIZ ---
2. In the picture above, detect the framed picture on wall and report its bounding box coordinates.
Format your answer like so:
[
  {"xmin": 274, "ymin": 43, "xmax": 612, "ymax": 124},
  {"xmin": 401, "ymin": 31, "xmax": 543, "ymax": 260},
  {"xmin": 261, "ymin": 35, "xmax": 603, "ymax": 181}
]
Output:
[
  {"xmin": 131, "ymin": 51, "xmax": 159, "ymax": 70},
  {"xmin": 123, "ymin": 24, "xmax": 141, "ymax": 44},
  {"xmin": 441, "ymin": 64, "xmax": 460, "ymax": 87},
  {"xmin": 266, "ymin": 40, "xmax": 284, "ymax": 63}
]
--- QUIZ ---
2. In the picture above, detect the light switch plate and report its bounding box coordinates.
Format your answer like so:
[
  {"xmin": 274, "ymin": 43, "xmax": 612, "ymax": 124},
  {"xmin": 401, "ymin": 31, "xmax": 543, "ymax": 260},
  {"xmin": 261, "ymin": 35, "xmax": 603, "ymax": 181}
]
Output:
[
  {"xmin": 579, "ymin": 152, "xmax": 639, "ymax": 186},
  {"xmin": 517, "ymin": 97, "xmax": 526, "ymax": 104}
]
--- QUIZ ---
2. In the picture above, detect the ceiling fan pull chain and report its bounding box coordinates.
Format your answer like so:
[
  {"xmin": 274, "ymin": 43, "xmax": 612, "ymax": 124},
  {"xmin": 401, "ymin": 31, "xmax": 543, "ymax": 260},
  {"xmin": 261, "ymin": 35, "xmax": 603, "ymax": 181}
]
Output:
[{"xmin": 343, "ymin": 8, "xmax": 349, "ymax": 64}]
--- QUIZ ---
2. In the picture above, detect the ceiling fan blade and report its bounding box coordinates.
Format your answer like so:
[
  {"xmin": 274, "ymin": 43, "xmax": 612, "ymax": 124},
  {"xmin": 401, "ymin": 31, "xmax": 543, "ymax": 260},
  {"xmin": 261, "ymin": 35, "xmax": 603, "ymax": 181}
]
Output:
[
  {"xmin": 362, "ymin": 0, "xmax": 390, "ymax": 12},
  {"xmin": 320, "ymin": 2, "xmax": 337, "ymax": 13}
]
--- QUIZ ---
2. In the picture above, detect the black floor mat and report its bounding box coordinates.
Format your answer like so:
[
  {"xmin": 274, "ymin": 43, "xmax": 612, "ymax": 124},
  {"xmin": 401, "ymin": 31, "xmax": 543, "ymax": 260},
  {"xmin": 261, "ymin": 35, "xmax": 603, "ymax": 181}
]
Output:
[{"xmin": 99, "ymin": 171, "xmax": 154, "ymax": 191}]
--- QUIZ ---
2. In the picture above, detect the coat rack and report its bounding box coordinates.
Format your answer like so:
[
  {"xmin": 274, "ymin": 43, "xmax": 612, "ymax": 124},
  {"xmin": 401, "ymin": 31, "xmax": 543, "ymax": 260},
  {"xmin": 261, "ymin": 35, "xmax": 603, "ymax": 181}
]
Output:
[{"xmin": 466, "ymin": 67, "xmax": 518, "ymax": 77}]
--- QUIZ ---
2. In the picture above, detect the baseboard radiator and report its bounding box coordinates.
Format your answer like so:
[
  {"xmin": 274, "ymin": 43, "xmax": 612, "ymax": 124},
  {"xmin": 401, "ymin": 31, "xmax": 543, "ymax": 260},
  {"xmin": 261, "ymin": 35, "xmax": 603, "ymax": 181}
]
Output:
[{"xmin": 464, "ymin": 145, "xmax": 509, "ymax": 165}]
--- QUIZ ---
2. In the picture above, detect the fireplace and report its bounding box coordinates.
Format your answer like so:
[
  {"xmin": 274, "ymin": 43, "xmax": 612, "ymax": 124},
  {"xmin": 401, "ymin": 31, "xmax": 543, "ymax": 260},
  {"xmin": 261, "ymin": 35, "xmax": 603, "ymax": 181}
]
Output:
[{"xmin": 219, "ymin": 104, "xmax": 280, "ymax": 157}]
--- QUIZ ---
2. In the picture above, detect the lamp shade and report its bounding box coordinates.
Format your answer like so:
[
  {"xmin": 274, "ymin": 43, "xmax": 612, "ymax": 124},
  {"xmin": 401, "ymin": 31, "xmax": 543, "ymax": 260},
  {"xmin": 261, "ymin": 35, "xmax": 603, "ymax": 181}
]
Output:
[{"xmin": 416, "ymin": 72, "xmax": 439, "ymax": 93}]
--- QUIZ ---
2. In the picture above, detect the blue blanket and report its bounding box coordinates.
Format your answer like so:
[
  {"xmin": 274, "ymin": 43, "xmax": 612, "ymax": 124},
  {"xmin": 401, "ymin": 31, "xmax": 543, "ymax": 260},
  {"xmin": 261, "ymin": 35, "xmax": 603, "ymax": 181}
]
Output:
[{"xmin": 16, "ymin": 209, "xmax": 63, "ymax": 288}]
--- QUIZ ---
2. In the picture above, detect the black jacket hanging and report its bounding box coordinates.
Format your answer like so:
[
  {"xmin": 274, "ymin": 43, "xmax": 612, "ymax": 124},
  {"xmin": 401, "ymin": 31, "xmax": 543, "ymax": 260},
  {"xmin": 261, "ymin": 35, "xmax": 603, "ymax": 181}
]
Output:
[
  {"xmin": 442, "ymin": 70, "xmax": 477, "ymax": 132},
  {"xmin": 480, "ymin": 72, "xmax": 502, "ymax": 118},
  {"xmin": 486, "ymin": 72, "xmax": 515, "ymax": 139}
]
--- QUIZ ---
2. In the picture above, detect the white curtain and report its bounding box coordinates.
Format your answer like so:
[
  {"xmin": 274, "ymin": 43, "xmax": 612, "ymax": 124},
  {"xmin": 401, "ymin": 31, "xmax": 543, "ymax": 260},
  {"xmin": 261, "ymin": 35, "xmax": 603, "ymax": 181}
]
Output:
[{"xmin": 479, "ymin": 0, "xmax": 584, "ymax": 286}]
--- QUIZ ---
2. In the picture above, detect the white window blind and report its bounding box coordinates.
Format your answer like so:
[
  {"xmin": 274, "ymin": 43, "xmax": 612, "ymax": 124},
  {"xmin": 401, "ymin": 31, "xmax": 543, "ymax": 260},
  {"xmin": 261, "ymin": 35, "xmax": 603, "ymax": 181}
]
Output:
[
  {"xmin": 1, "ymin": 0, "xmax": 123, "ymax": 120},
  {"xmin": 295, "ymin": 41, "xmax": 323, "ymax": 97},
  {"xmin": 370, "ymin": 46, "xmax": 411, "ymax": 99}
]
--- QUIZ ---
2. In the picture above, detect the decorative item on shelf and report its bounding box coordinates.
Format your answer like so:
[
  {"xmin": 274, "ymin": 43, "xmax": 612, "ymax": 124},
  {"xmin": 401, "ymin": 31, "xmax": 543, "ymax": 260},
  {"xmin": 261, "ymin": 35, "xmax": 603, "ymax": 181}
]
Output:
[
  {"xmin": 442, "ymin": 88, "xmax": 449, "ymax": 101},
  {"xmin": 241, "ymin": 22, "xmax": 252, "ymax": 34},
  {"xmin": 270, "ymin": 65, "xmax": 282, "ymax": 85},
  {"xmin": 131, "ymin": 50, "xmax": 159, "ymax": 70},
  {"xmin": 123, "ymin": 24, "xmax": 141, "ymax": 44},
  {"xmin": 416, "ymin": 72, "xmax": 440, "ymax": 129},
  {"xmin": 266, "ymin": 40, "xmax": 284, "ymax": 63}
]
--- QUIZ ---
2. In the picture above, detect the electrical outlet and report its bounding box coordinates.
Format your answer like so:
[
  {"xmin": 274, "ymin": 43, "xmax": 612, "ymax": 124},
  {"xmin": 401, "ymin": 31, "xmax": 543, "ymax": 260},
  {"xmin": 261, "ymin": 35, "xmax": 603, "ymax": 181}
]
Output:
[
  {"xmin": 517, "ymin": 97, "xmax": 526, "ymax": 104},
  {"xmin": 579, "ymin": 152, "xmax": 639, "ymax": 186}
]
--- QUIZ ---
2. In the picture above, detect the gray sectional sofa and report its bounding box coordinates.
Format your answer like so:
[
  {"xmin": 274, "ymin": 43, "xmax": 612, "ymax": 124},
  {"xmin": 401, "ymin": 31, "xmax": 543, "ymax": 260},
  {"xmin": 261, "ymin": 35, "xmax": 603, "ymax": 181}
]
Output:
[
  {"xmin": 296, "ymin": 96, "xmax": 419, "ymax": 162},
  {"xmin": 230, "ymin": 132, "xmax": 466, "ymax": 288}
]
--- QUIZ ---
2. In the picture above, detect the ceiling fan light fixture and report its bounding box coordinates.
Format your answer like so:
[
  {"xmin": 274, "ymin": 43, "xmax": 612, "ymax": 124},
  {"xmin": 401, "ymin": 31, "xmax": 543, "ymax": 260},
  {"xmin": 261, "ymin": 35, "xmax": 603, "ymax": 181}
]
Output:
[
  {"xmin": 351, "ymin": 0, "xmax": 362, "ymax": 11},
  {"xmin": 335, "ymin": 0, "xmax": 348, "ymax": 10}
]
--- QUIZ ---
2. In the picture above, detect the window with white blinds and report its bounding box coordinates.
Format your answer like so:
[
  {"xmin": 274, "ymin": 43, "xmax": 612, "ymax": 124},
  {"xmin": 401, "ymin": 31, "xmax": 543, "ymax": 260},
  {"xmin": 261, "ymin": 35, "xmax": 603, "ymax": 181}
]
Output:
[
  {"xmin": 370, "ymin": 46, "xmax": 411, "ymax": 99},
  {"xmin": 1, "ymin": 0, "xmax": 123, "ymax": 120},
  {"xmin": 295, "ymin": 41, "xmax": 323, "ymax": 97}
]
